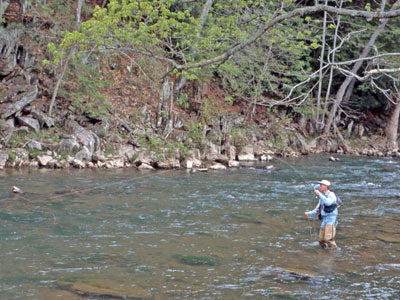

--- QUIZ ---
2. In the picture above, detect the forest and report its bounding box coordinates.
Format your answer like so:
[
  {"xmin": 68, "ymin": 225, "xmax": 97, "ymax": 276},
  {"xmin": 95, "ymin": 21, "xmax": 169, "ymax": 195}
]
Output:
[{"xmin": 1, "ymin": 0, "xmax": 400, "ymax": 169}]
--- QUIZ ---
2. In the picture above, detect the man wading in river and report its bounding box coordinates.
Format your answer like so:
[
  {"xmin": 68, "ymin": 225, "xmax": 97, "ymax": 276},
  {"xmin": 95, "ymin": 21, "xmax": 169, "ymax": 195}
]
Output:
[{"xmin": 305, "ymin": 180, "xmax": 338, "ymax": 250}]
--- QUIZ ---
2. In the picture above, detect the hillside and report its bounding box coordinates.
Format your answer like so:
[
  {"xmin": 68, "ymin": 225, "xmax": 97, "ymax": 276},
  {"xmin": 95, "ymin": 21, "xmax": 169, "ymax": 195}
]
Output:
[{"xmin": 1, "ymin": 1, "xmax": 400, "ymax": 170}]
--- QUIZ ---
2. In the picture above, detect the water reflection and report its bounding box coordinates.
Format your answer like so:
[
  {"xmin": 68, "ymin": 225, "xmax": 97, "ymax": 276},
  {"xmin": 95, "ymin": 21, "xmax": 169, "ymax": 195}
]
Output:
[{"xmin": 0, "ymin": 155, "xmax": 399, "ymax": 299}]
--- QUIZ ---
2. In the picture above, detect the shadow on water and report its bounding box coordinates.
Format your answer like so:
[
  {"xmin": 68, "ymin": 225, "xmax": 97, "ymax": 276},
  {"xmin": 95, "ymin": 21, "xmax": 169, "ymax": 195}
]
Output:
[{"xmin": 0, "ymin": 155, "xmax": 399, "ymax": 299}]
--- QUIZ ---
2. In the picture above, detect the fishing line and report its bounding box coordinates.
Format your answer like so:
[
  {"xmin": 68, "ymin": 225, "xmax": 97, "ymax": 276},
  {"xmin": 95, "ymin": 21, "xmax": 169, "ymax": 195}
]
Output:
[
  {"xmin": 0, "ymin": 169, "xmax": 173, "ymax": 202},
  {"xmin": 0, "ymin": 169, "xmax": 173, "ymax": 226},
  {"xmin": 273, "ymin": 156, "xmax": 317, "ymax": 237}
]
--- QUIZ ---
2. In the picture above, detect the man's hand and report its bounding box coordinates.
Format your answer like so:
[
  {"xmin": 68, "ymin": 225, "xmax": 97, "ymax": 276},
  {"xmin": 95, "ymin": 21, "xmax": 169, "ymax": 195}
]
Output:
[
  {"xmin": 314, "ymin": 189, "xmax": 320, "ymax": 196},
  {"xmin": 305, "ymin": 211, "xmax": 310, "ymax": 216}
]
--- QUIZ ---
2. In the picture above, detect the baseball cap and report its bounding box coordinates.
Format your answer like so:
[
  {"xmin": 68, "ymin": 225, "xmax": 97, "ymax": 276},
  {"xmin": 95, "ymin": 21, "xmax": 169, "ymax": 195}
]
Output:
[{"xmin": 318, "ymin": 179, "xmax": 331, "ymax": 186}]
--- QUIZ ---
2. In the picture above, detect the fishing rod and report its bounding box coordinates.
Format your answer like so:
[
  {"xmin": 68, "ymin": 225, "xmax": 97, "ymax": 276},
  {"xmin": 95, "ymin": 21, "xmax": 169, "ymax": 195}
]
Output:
[{"xmin": 273, "ymin": 156, "xmax": 319, "ymax": 237}]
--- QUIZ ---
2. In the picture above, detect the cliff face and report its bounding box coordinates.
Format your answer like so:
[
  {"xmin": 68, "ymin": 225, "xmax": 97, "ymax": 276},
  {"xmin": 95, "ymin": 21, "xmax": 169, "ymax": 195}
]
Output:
[{"xmin": 0, "ymin": 2, "xmax": 399, "ymax": 170}]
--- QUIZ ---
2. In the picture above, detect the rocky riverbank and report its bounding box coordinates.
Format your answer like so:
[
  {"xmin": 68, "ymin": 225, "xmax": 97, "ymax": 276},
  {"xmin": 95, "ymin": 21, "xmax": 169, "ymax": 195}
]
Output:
[{"xmin": 1, "ymin": 106, "xmax": 399, "ymax": 171}]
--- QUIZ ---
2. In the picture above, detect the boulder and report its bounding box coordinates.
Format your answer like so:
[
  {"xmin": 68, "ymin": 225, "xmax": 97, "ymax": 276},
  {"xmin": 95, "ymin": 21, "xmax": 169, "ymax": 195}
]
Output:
[
  {"xmin": 17, "ymin": 116, "xmax": 40, "ymax": 132},
  {"xmin": 238, "ymin": 145, "xmax": 256, "ymax": 161},
  {"xmin": 185, "ymin": 149, "xmax": 202, "ymax": 167},
  {"xmin": 0, "ymin": 151, "xmax": 9, "ymax": 168},
  {"xmin": 75, "ymin": 146, "xmax": 92, "ymax": 161},
  {"xmin": 92, "ymin": 119, "xmax": 110, "ymax": 137},
  {"xmin": 37, "ymin": 154, "xmax": 54, "ymax": 167},
  {"xmin": 228, "ymin": 160, "xmax": 240, "ymax": 167},
  {"xmin": 118, "ymin": 144, "xmax": 136, "ymax": 162},
  {"xmin": 0, "ymin": 28, "xmax": 18, "ymax": 76},
  {"xmin": 137, "ymin": 163, "xmax": 154, "ymax": 170},
  {"xmin": 26, "ymin": 140, "xmax": 42, "ymax": 151},
  {"xmin": 183, "ymin": 159, "xmax": 193, "ymax": 169},
  {"xmin": 92, "ymin": 150, "xmax": 106, "ymax": 162},
  {"xmin": 259, "ymin": 154, "xmax": 273, "ymax": 161},
  {"xmin": 0, "ymin": 85, "xmax": 38, "ymax": 119},
  {"xmin": 203, "ymin": 141, "xmax": 228, "ymax": 162},
  {"xmin": 210, "ymin": 163, "xmax": 227, "ymax": 170},
  {"xmin": 156, "ymin": 157, "xmax": 180, "ymax": 169},
  {"xmin": 224, "ymin": 144, "xmax": 236, "ymax": 161},
  {"xmin": 113, "ymin": 158, "xmax": 125, "ymax": 168},
  {"xmin": 59, "ymin": 137, "xmax": 80, "ymax": 154},
  {"xmin": 64, "ymin": 119, "xmax": 100, "ymax": 154},
  {"xmin": 29, "ymin": 108, "xmax": 55, "ymax": 128}
]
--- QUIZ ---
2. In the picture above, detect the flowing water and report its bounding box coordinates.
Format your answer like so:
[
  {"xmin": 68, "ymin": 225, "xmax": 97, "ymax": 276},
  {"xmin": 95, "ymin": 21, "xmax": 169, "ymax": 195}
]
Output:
[{"xmin": 0, "ymin": 155, "xmax": 399, "ymax": 299}]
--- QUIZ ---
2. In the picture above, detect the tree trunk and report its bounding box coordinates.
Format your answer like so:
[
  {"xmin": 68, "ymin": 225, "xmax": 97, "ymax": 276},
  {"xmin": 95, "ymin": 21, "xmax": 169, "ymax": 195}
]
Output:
[
  {"xmin": 48, "ymin": 53, "xmax": 71, "ymax": 117},
  {"xmin": 324, "ymin": 0, "xmax": 398, "ymax": 135},
  {"xmin": 76, "ymin": 0, "xmax": 84, "ymax": 31},
  {"xmin": 316, "ymin": 0, "xmax": 328, "ymax": 128},
  {"xmin": 321, "ymin": 0, "xmax": 343, "ymax": 130},
  {"xmin": 173, "ymin": 0, "xmax": 214, "ymax": 99},
  {"xmin": 385, "ymin": 99, "xmax": 400, "ymax": 150}
]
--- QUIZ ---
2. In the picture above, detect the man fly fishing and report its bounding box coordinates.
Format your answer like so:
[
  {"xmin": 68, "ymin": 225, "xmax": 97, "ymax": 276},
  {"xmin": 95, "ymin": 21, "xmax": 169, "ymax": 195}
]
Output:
[{"xmin": 305, "ymin": 180, "xmax": 339, "ymax": 250}]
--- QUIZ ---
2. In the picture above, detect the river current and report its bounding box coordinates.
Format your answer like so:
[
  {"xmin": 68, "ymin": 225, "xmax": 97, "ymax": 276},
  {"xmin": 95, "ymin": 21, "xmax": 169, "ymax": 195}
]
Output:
[{"xmin": 0, "ymin": 155, "xmax": 399, "ymax": 299}]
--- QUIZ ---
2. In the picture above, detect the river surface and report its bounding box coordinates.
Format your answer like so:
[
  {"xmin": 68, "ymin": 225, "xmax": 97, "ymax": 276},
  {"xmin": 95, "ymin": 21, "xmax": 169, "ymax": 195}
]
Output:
[{"xmin": 0, "ymin": 155, "xmax": 399, "ymax": 299}]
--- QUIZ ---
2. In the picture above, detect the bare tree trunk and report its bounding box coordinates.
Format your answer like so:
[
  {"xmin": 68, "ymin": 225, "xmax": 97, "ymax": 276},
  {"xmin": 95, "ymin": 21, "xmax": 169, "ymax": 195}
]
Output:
[
  {"xmin": 48, "ymin": 53, "xmax": 71, "ymax": 117},
  {"xmin": 316, "ymin": 0, "xmax": 328, "ymax": 128},
  {"xmin": 173, "ymin": 0, "xmax": 214, "ymax": 99},
  {"xmin": 385, "ymin": 99, "xmax": 400, "ymax": 150},
  {"xmin": 321, "ymin": 0, "xmax": 343, "ymax": 129},
  {"xmin": 76, "ymin": 0, "xmax": 84, "ymax": 31},
  {"xmin": 324, "ymin": 0, "xmax": 397, "ymax": 135}
]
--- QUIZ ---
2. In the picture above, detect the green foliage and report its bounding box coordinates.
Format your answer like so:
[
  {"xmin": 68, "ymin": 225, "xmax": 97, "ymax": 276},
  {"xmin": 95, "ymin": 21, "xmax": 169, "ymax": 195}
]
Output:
[
  {"xmin": 28, "ymin": 149, "xmax": 42, "ymax": 159},
  {"xmin": 230, "ymin": 127, "xmax": 248, "ymax": 148},
  {"xmin": 34, "ymin": 0, "xmax": 75, "ymax": 27},
  {"xmin": 217, "ymin": 11, "xmax": 317, "ymax": 106},
  {"xmin": 199, "ymin": 98, "xmax": 216, "ymax": 125},
  {"xmin": 185, "ymin": 120, "xmax": 204, "ymax": 149},
  {"xmin": 224, "ymin": 96, "xmax": 234, "ymax": 105},
  {"xmin": 176, "ymin": 93, "xmax": 189, "ymax": 109},
  {"xmin": 6, "ymin": 151, "xmax": 16, "ymax": 161},
  {"xmin": 138, "ymin": 134, "xmax": 163, "ymax": 152},
  {"xmin": 63, "ymin": 62, "xmax": 112, "ymax": 119},
  {"xmin": 8, "ymin": 133, "xmax": 26, "ymax": 148}
]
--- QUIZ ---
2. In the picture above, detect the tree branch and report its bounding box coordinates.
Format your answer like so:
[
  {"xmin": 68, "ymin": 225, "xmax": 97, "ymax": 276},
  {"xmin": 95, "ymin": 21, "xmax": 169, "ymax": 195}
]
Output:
[{"xmin": 174, "ymin": 4, "xmax": 400, "ymax": 70}]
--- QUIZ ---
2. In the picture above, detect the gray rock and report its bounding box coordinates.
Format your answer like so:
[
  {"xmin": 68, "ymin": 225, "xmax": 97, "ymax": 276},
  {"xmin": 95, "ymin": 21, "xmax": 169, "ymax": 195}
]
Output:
[
  {"xmin": 209, "ymin": 163, "xmax": 226, "ymax": 170},
  {"xmin": 17, "ymin": 116, "xmax": 40, "ymax": 132},
  {"xmin": 29, "ymin": 108, "xmax": 55, "ymax": 128},
  {"xmin": 64, "ymin": 119, "xmax": 100, "ymax": 154},
  {"xmin": 13, "ymin": 148, "xmax": 29, "ymax": 160},
  {"xmin": 92, "ymin": 150, "xmax": 106, "ymax": 162},
  {"xmin": 69, "ymin": 158, "xmax": 85, "ymax": 169},
  {"xmin": 0, "ymin": 28, "xmax": 18, "ymax": 76},
  {"xmin": 0, "ymin": 85, "xmax": 38, "ymax": 119},
  {"xmin": 238, "ymin": 145, "xmax": 256, "ymax": 161},
  {"xmin": 26, "ymin": 140, "xmax": 42, "ymax": 151},
  {"xmin": 59, "ymin": 137, "xmax": 80, "ymax": 154},
  {"xmin": 137, "ymin": 163, "xmax": 154, "ymax": 170},
  {"xmin": 37, "ymin": 155, "xmax": 53, "ymax": 167},
  {"xmin": 228, "ymin": 160, "xmax": 240, "ymax": 167},
  {"xmin": 75, "ymin": 146, "xmax": 92, "ymax": 161},
  {"xmin": 92, "ymin": 120, "xmax": 110, "ymax": 137},
  {"xmin": 118, "ymin": 144, "xmax": 136, "ymax": 161},
  {"xmin": 0, "ymin": 150, "xmax": 9, "ymax": 169}
]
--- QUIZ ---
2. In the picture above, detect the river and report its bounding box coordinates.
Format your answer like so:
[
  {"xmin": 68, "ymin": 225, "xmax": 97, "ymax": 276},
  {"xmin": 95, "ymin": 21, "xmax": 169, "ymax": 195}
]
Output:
[{"xmin": 0, "ymin": 155, "xmax": 399, "ymax": 299}]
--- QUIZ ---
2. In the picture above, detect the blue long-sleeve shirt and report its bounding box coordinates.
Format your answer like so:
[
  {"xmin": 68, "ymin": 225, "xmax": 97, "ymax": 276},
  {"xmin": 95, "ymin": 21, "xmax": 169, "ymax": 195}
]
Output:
[{"xmin": 308, "ymin": 190, "xmax": 338, "ymax": 218}]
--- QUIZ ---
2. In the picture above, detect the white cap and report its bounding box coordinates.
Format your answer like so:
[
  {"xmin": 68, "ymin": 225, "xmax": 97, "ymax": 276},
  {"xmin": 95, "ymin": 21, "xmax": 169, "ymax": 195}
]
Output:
[{"xmin": 318, "ymin": 179, "xmax": 331, "ymax": 186}]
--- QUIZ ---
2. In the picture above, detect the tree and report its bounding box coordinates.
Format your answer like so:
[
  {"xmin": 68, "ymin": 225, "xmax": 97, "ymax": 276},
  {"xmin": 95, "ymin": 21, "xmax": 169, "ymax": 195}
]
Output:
[
  {"xmin": 48, "ymin": 0, "xmax": 400, "ymax": 127},
  {"xmin": 323, "ymin": 0, "xmax": 400, "ymax": 135}
]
